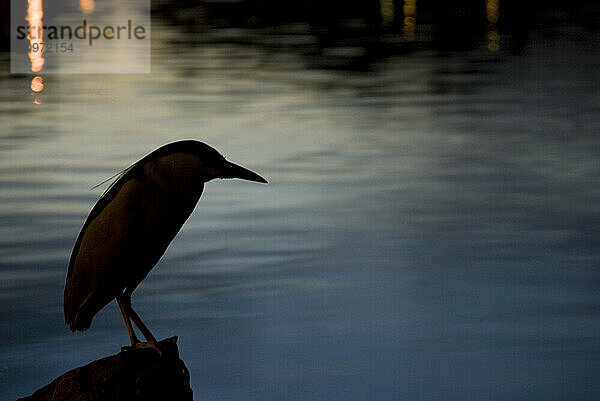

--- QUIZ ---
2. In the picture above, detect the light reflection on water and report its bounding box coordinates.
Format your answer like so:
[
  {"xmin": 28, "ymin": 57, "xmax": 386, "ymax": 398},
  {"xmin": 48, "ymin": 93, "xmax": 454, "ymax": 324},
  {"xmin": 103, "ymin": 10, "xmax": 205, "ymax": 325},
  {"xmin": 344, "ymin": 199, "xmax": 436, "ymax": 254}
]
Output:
[{"xmin": 1, "ymin": 20, "xmax": 600, "ymax": 401}]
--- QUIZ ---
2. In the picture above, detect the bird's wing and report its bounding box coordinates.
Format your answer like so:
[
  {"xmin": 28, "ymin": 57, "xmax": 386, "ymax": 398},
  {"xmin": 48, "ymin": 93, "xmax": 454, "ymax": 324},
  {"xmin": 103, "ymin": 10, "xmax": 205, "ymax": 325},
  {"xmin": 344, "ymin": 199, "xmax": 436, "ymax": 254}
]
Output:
[
  {"xmin": 64, "ymin": 163, "xmax": 146, "ymax": 329},
  {"xmin": 67, "ymin": 163, "xmax": 143, "ymax": 281}
]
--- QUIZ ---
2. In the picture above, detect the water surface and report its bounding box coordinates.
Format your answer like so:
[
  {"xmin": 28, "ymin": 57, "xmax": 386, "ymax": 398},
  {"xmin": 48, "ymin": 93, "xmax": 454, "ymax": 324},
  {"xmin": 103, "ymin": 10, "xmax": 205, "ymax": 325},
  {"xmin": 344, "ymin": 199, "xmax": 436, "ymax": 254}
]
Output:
[{"xmin": 1, "ymin": 16, "xmax": 600, "ymax": 401}]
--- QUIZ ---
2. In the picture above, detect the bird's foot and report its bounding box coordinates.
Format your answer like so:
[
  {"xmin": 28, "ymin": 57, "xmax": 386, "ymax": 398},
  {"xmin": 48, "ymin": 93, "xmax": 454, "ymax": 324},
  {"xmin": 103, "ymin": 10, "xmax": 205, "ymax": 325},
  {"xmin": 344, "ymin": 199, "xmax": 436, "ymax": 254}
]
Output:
[
  {"xmin": 120, "ymin": 336, "xmax": 177, "ymax": 356},
  {"xmin": 134, "ymin": 340, "xmax": 164, "ymax": 357}
]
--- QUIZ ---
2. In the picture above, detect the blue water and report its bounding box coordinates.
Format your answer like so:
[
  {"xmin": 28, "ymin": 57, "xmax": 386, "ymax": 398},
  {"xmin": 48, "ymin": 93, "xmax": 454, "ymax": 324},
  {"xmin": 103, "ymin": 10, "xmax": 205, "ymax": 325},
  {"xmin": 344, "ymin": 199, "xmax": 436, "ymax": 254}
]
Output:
[{"xmin": 1, "ymin": 16, "xmax": 600, "ymax": 401}]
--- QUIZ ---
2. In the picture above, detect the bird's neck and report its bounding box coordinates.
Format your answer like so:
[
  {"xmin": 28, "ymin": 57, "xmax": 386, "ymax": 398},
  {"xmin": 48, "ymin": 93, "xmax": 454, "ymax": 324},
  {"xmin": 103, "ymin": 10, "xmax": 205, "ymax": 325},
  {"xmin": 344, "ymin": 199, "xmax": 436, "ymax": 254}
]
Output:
[{"xmin": 144, "ymin": 153, "xmax": 207, "ymax": 197}]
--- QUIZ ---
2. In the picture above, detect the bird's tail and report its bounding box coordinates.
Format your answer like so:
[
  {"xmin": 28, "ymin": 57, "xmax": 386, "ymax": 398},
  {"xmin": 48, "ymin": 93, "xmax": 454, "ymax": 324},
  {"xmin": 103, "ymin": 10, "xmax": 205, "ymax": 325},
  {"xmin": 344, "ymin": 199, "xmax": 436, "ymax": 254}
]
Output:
[
  {"xmin": 67, "ymin": 311, "xmax": 93, "ymax": 332},
  {"xmin": 64, "ymin": 281, "xmax": 93, "ymax": 331}
]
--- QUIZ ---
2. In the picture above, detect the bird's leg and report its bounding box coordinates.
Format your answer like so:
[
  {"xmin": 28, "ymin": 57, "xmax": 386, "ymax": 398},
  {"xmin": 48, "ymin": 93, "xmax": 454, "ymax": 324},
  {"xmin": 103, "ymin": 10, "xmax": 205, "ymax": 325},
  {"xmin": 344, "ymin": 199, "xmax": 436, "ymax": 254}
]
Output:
[
  {"xmin": 116, "ymin": 293, "xmax": 139, "ymax": 346},
  {"xmin": 127, "ymin": 304, "xmax": 157, "ymax": 343},
  {"xmin": 119, "ymin": 291, "xmax": 163, "ymax": 356}
]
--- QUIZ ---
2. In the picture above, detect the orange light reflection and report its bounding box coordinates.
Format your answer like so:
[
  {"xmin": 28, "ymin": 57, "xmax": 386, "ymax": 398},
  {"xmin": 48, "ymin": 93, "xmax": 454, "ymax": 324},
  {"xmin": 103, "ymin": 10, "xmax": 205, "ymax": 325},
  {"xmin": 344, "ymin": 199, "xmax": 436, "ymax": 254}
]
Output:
[
  {"xmin": 31, "ymin": 76, "xmax": 44, "ymax": 92},
  {"xmin": 380, "ymin": 0, "xmax": 395, "ymax": 27},
  {"xmin": 79, "ymin": 0, "xmax": 95, "ymax": 15},
  {"xmin": 486, "ymin": 0, "xmax": 500, "ymax": 52},
  {"xmin": 403, "ymin": 0, "xmax": 417, "ymax": 41},
  {"xmin": 26, "ymin": 0, "xmax": 45, "ymax": 73}
]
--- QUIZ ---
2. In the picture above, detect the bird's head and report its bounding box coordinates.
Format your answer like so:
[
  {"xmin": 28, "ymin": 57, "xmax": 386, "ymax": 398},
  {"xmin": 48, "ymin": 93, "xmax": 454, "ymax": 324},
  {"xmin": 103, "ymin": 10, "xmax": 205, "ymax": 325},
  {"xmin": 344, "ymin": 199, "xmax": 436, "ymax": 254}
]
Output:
[{"xmin": 145, "ymin": 140, "xmax": 267, "ymax": 185}]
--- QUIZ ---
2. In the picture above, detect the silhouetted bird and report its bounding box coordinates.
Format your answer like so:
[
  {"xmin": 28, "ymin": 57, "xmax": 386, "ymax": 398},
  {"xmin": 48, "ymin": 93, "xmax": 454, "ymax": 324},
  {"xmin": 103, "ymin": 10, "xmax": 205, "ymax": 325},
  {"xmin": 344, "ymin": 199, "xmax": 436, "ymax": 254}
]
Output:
[{"xmin": 64, "ymin": 140, "xmax": 267, "ymax": 348}]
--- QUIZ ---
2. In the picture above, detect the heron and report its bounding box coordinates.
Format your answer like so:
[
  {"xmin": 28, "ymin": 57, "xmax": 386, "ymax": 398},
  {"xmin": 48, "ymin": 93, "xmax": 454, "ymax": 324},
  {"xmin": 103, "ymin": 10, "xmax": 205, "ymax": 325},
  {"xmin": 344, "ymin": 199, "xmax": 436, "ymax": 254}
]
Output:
[{"xmin": 64, "ymin": 140, "xmax": 267, "ymax": 350}]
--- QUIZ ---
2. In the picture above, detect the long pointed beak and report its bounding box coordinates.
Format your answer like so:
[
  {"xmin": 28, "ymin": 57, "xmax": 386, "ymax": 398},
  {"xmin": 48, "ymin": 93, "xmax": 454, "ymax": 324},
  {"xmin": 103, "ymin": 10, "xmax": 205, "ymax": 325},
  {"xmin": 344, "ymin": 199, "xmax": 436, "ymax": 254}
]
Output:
[{"xmin": 222, "ymin": 161, "xmax": 268, "ymax": 184}]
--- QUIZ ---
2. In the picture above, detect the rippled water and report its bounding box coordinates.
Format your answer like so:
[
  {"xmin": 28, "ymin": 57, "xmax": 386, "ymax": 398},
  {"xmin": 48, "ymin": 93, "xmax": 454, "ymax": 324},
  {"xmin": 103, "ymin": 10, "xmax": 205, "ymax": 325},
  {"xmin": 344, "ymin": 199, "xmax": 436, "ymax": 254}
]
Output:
[{"xmin": 1, "ymin": 17, "xmax": 600, "ymax": 401}]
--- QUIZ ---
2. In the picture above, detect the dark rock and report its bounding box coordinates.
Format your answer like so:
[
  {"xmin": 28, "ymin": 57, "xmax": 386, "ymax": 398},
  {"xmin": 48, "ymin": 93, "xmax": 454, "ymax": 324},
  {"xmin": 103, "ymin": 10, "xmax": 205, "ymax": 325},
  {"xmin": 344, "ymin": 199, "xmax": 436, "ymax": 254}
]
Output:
[{"xmin": 17, "ymin": 337, "xmax": 193, "ymax": 401}]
